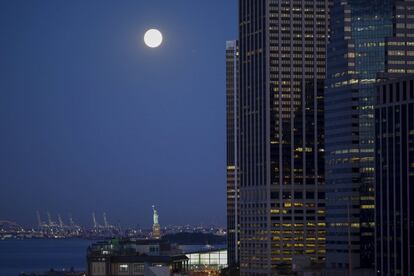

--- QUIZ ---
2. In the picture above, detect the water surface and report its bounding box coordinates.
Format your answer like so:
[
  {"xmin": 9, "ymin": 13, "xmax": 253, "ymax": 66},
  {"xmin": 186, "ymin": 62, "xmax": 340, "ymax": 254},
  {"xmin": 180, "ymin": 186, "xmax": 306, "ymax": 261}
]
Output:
[{"xmin": 0, "ymin": 239, "xmax": 94, "ymax": 276}]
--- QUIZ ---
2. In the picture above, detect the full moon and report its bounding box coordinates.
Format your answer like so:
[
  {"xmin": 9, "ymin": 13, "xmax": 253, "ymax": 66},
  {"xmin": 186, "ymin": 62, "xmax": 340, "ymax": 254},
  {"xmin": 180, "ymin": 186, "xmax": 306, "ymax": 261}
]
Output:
[{"xmin": 144, "ymin": 29, "xmax": 163, "ymax": 48}]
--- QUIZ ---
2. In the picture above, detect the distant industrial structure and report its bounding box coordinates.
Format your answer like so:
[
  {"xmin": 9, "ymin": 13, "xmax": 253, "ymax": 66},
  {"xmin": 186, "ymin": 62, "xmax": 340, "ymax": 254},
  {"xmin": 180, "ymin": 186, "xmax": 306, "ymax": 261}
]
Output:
[
  {"xmin": 32, "ymin": 211, "xmax": 122, "ymax": 239},
  {"xmin": 0, "ymin": 208, "xmax": 225, "ymax": 241},
  {"xmin": 35, "ymin": 210, "xmax": 81, "ymax": 237},
  {"xmin": 0, "ymin": 220, "xmax": 24, "ymax": 239},
  {"xmin": 91, "ymin": 212, "xmax": 116, "ymax": 230}
]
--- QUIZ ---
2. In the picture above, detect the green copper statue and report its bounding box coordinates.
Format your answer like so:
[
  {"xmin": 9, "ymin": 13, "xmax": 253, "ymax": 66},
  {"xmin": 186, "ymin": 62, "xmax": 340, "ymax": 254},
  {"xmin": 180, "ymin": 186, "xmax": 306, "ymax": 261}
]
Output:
[{"xmin": 152, "ymin": 205, "xmax": 159, "ymax": 225}]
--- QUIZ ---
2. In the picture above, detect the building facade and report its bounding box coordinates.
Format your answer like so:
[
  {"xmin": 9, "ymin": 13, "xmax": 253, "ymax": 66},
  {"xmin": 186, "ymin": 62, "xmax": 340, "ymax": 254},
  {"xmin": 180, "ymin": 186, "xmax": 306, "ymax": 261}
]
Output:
[
  {"xmin": 186, "ymin": 248, "xmax": 228, "ymax": 272},
  {"xmin": 325, "ymin": 0, "xmax": 414, "ymax": 272},
  {"xmin": 375, "ymin": 77, "xmax": 414, "ymax": 276},
  {"xmin": 383, "ymin": 0, "xmax": 414, "ymax": 78},
  {"xmin": 87, "ymin": 239, "xmax": 188, "ymax": 276},
  {"xmin": 237, "ymin": 0, "xmax": 329, "ymax": 273},
  {"xmin": 374, "ymin": 1, "xmax": 414, "ymax": 275},
  {"xmin": 226, "ymin": 40, "xmax": 240, "ymax": 268}
]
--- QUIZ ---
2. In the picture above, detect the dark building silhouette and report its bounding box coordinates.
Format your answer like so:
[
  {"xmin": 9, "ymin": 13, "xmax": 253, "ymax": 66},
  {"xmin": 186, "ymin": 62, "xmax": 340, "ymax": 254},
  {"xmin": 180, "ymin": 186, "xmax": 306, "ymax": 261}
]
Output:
[
  {"xmin": 375, "ymin": 77, "xmax": 414, "ymax": 276},
  {"xmin": 226, "ymin": 40, "xmax": 240, "ymax": 268},
  {"xmin": 374, "ymin": 2, "xmax": 414, "ymax": 275},
  {"xmin": 237, "ymin": 0, "xmax": 329, "ymax": 274},
  {"xmin": 87, "ymin": 239, "xmax": 188, "ymax": 276}
]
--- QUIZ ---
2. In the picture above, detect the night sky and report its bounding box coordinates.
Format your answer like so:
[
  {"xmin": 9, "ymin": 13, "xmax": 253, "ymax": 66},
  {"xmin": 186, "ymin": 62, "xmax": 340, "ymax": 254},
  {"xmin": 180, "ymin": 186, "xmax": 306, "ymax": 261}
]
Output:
[{"xmin": 0, "ymin": 1, "xmax": 237, "ymax": 227}]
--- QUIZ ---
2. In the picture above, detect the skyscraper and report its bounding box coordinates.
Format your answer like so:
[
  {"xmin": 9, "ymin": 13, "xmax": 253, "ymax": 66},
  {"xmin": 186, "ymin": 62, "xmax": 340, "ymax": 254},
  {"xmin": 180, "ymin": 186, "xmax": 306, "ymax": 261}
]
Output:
[
  {"xmin": 237, "ymin": 0, "xmax": 329, "ymax": 273},
  {"xmin": 375, "ymin": 1, "xmax": 414, "ymax": 274},
  {"xmin": 226, "ymin": 40, "xmax": 240, "ymax": 267},
  {"xmin": 382, "ymin": 0, "xmax": 414, "ymax": 78},
  {"xmin": 325, "ymin": 0, "xmax": 414, "ymax": 272},
  {"xmin": 375, "ymin": 77, "xmax": 414, "ymax": 276}
]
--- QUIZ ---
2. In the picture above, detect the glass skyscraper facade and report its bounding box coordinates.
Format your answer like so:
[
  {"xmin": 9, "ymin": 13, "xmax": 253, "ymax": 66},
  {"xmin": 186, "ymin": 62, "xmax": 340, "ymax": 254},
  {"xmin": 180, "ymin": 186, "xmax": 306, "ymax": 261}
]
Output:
[
  {"xmin": 237, "ymin": 0, "xmax": 329, "ymax": 274},
  {"xmin": 374, "ymin": 1, "xmax": 414, "ymax": 274},
  {"xmin": 326, "ymin": 0, "xmax": 414, "ymax": 272},
  {"xmin": 382, "ymin": 0, "xmax": 414, "ymax": 78},
  {"xmin": 325, "ymin": 0, "xmax": 414, "ymax": 272},
  {"xmin": 325, "ymin": 0, "xmax": 394, "ymax": 270},
  {"xmin": 375, "ymin": 77, "xmax": 414, "ymax": 276}
]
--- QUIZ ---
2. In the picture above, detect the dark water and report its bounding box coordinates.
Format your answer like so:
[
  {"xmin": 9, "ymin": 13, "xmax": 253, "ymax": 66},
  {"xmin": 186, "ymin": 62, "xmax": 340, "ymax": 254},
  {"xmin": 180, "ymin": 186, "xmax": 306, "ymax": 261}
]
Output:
[
  {"xmin": 0, "ymin": 239, "xmax": 94, "ymax": 276},
  {"xmin": 0, "ymin": 239, "xmax": 226, "ymax": 276}
]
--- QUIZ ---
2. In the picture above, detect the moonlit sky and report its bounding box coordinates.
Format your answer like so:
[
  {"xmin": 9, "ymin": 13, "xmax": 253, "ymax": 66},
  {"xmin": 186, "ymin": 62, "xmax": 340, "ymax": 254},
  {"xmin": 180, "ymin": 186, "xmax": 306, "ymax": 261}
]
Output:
[{"xmin": 0, "ymin": 0, "xmax": 237, "ymax": 227}]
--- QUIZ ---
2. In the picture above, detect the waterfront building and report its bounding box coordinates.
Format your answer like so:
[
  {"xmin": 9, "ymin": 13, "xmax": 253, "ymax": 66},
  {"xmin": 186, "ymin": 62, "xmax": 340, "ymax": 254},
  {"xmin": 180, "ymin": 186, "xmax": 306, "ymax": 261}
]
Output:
[
  {"xmin": 87, "ymin": 239, "xmax": 188, "ymax": 276},
  {"xmin": 325, "ymin": 0, "xmax": 414, "ymax": 272},
  {"xmin": 87, "ymin": 239, "xmax": 229, "ymax": 276},
  {"xmin": 375, "ymin": 77, "xmax": 414, "ymax": 275},
  {"xmin": 237, "ymin": 0, "xmax": 329, "ymax": 273},
  {"xmin": 186, "ymin": 248, "xmax": 227, "ymax": 272},
  {"xmin": 225, "ymin": 39, "xmax": 240, "ymax": 268}
]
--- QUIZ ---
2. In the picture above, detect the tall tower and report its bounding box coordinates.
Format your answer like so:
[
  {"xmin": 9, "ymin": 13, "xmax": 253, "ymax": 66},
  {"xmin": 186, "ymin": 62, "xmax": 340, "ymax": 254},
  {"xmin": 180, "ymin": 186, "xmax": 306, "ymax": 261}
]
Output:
[
  {"xmin": 152, "ymin": 205, "xmax": 161, "ymax": 239},
  {"xmin": 374, "ymin": 1, "xmax": 414, "ymax": 274},
  {"xmin": 226, "ymin": 40, "xmax": 240, "ymax": 268},
  {"xmin": 237, "ymin": 0, "xmax": 329, "ymax": 273},
  {"xmin": 325, "ymin": 0, "xmax": 414, "ymax": 271}
]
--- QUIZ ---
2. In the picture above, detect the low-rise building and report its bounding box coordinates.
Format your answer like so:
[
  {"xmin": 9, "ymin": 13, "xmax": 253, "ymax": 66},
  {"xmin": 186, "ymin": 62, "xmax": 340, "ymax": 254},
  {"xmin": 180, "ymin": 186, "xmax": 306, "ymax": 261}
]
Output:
[{"xmin": 87, "ymin": 239, "xmax": 188, "ymax": 276}]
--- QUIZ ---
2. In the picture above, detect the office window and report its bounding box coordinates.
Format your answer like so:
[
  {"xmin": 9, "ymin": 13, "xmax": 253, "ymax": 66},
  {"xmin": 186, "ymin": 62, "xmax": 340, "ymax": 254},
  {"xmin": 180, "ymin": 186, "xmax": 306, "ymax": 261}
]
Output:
[
  {"xmin": 133, "ymin": 264, "xmax": 144, "ymax": 274},
  {"xmin": 119, "ymin": 264, "xmax": 128, "ymax": 273}
]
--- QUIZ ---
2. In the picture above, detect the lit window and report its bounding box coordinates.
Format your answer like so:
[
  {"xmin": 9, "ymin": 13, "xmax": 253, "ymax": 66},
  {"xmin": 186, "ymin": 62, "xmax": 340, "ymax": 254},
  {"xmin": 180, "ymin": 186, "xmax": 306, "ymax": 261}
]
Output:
[{"xmin": 119, "ymin": 264, "xmax": 128, "ymax": 273}]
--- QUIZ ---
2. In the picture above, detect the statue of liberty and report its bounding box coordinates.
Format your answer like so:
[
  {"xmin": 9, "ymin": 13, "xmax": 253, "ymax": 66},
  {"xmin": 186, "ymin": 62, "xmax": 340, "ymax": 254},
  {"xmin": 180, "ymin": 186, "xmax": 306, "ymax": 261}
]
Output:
[
  {"xmin": 152, "ymin": 205, "xmax": 161, "ymax": 239},
  {"xmin": 152, "ymin": 205, "xmax": 159, "ymax": 225}
]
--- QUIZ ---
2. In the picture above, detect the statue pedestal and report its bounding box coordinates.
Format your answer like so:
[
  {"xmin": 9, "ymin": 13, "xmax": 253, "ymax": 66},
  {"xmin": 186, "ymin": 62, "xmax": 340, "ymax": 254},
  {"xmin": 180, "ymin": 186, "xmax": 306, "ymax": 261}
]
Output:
[{"xmin": 152, "ymin": 223, "xmax": 161, "ymax": 239}]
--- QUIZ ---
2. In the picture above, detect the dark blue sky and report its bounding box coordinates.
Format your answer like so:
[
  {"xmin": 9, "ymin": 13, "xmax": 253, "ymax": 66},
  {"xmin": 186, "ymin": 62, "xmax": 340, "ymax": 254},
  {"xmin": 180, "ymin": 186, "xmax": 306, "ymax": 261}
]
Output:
[{"xmin": 0, "ymin": 0, "xmax": 237, "ymax": 227}]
